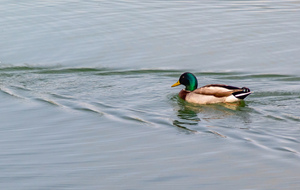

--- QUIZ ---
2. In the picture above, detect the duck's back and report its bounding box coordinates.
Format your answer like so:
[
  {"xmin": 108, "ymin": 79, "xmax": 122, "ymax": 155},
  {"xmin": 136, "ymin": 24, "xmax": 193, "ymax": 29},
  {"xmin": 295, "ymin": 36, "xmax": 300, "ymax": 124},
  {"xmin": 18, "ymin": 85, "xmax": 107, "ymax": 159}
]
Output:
[{"xmin": 183, "ymin": 84, "xmax": 251, "ymax": 104}]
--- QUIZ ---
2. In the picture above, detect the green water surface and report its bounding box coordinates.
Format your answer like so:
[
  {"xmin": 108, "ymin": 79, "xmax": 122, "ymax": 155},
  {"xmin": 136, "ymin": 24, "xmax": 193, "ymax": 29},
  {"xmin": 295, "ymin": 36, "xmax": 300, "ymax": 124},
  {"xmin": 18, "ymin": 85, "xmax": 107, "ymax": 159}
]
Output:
[{"xmin": 1, "ymin": 0, "xmax": 300, "ymax": 189}]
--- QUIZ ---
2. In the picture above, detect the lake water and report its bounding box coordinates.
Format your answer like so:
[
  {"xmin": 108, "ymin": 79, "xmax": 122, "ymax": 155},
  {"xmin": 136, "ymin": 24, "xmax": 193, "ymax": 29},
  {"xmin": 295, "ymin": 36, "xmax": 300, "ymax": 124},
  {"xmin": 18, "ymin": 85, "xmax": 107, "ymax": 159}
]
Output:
[{"xmin": 1, "ymin": 1, "xmax": 300, "ymax": 189}]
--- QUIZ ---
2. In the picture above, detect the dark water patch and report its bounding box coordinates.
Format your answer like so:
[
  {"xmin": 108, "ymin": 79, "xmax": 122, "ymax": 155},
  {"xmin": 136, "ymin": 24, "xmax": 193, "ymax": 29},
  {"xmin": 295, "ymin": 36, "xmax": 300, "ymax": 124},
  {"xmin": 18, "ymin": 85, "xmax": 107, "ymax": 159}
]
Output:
[
  {"xmin": 172, "ymin": 120, "xmax": 198, "ymax": 134},
  {"xmin": 0, "ymin": 66, "xmax": 181, "ymax": 76},
  {"xmin": 0, "ymin": 65, "xmax": 113, "ymax": 75},
  {"xmin": 220, "ymin": 74, "xmax": 293, "ymax": 80},
  {"xmin": 277, "ymin": 77, "xmax": 300, "ymax": 82},
  {"xmin": 166, "ymin": 71, "xmax": 244, "ymax": 78},
  {"xmin": 172, "ymin": 119, "xmax": 199, "ymax": 127},
  {"xmin": 96, "ymin": 69, "xmax": 180, "ymax": 76},
  {"xmin": 0, "ymin": 66, "xmax": 42, "ymax": 72},
  {"xmin": 196, "ymin": 71, "xmax": 244, "ymax": 76},
  {"xmin": 0, "ymin": 65, "xmax": 60, "ymax": 72},
  {"xmin": 35, "ymin": 67, "xmax": 110, "ymax": 74},
  {"xmin": 0, "ymin": 73, "xmax": 14, "ymax": 77}
]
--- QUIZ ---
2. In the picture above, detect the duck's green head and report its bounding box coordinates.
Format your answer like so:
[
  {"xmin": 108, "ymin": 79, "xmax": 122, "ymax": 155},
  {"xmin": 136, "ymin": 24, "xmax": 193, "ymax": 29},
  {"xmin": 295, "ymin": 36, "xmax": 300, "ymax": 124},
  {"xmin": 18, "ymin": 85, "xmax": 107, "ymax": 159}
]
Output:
[{"xmin": 171, "ymin": 72, "xmax": 198, "ymax": 91}]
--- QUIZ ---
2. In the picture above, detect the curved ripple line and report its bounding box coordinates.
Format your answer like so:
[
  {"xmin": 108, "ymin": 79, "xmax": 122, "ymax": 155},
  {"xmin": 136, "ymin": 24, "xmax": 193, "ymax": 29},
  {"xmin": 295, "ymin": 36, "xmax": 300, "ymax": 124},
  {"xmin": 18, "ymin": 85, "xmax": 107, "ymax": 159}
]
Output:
[
  {"xmin": 121, "ymin": 115, "xmax": 154, "ymax": 126},
  {"xmin": 206, "ymin": 130, "xmax": 227, "ymax": 138},
  {"xmin": 34, "ymin": 97, "xmax": 65, "ymax": 107},
  {"xmin": 50, "ymin": 93, "xmax": 75, "ymax": 101},
  {"xmin": 0, "ymin": 86, "xmax": 24, "ymax": 99},
  {"xmin": 275, "ymin": 147, "xmax": 300, "ymax": 156},
  {"xmin": 72, "ymin": 102, "xmax": 105, "ymax": 116},
  {"xmin": 283, "ymin": 114, "xmax": 300, "ymax": 122}
]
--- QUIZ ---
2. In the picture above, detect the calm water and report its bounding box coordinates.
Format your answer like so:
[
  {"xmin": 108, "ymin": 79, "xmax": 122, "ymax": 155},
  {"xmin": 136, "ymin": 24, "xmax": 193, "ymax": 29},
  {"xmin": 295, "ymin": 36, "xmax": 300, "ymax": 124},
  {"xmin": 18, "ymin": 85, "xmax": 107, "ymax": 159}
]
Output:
[{"xmin": 1, "ymin": 1, "xmax": 300, "ymax": 189}]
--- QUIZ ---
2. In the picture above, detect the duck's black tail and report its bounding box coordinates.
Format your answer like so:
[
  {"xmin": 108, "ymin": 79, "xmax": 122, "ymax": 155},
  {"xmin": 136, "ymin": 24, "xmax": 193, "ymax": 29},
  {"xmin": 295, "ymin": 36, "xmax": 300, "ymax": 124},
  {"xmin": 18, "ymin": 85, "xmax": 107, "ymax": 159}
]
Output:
[{"xmin": 233, "ymin": 87, "xmax": 252, "ymax": 100}]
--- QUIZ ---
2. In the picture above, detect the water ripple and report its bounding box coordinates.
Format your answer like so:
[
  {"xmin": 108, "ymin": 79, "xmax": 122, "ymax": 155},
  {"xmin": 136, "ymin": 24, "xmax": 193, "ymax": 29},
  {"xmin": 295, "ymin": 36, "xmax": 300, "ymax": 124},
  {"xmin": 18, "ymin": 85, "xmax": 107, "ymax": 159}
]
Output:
[{"xmin": 1, "ymin": 0, "xmax": 300, "ymax": 189}]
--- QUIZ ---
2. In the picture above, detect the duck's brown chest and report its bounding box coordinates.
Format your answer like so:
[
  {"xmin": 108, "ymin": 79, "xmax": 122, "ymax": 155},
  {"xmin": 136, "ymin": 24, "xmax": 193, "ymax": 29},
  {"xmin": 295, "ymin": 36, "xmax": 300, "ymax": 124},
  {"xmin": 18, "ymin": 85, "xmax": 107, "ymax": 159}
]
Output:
[{"xmin": 179, "ymin": 90, "xmax": 189, "ymax": 100}]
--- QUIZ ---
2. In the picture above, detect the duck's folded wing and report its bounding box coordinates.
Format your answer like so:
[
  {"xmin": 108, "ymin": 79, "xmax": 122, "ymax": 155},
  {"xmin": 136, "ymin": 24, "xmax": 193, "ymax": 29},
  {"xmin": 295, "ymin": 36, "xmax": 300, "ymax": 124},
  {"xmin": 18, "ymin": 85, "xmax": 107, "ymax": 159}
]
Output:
[{"xmin": 193, "ymin": 84, "xmax": 247, "ymax": 98}]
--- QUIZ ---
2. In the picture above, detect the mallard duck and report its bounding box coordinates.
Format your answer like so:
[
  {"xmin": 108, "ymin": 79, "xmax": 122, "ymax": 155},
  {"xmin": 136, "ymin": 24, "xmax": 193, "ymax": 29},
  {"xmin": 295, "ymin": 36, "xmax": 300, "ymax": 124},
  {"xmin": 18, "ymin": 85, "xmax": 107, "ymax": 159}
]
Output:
[{"xmin": 171, "ymin": 72, "xmax": 252, "ymax": 104}]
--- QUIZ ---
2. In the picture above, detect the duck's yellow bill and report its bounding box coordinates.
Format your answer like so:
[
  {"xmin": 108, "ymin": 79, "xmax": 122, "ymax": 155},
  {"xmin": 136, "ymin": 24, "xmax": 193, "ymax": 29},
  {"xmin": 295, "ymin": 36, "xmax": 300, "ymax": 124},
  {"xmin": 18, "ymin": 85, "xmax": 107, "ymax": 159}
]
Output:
[{"xmin": 171, "ymin": 80, "xmax": 181, "ymax": 87}]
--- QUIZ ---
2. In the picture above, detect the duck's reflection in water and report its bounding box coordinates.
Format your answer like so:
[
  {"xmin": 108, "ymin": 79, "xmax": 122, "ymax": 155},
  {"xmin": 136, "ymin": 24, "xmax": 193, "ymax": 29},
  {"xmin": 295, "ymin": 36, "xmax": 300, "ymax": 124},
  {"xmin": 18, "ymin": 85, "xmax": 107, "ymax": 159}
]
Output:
[{"xmin": 171, "ymin": 95, "xmax": 250, "ymax": 136}]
